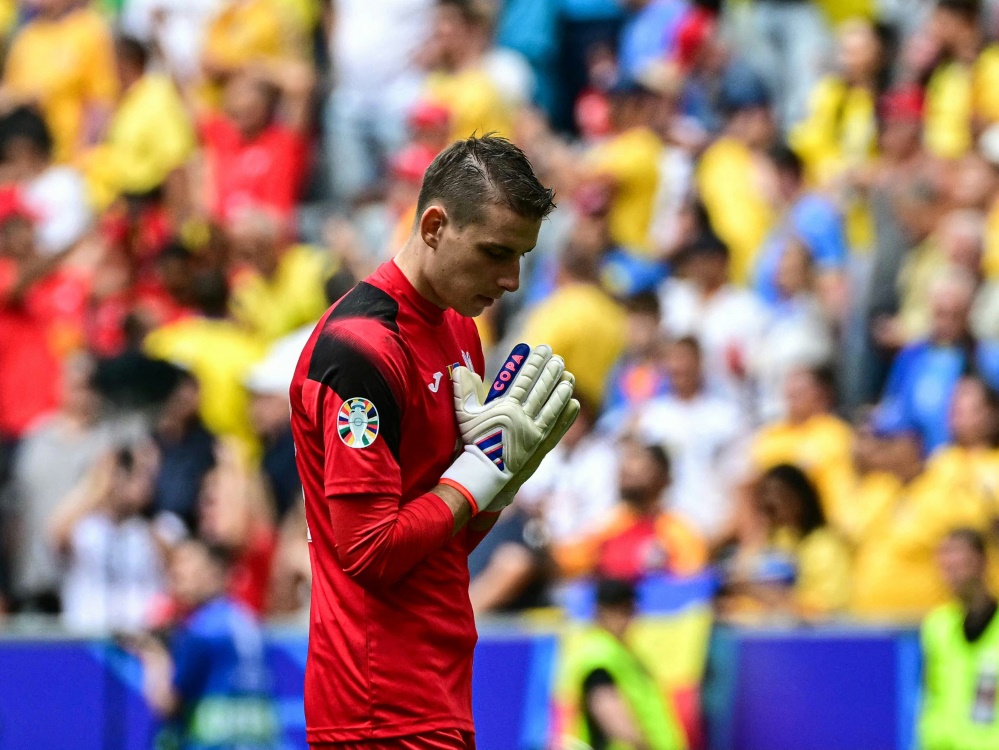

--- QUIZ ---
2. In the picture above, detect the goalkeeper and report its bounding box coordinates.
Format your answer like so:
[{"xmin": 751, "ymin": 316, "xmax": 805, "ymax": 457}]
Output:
[{"xmin": 290, "ymin": 135, "xmax": 579, "ymax": 750}]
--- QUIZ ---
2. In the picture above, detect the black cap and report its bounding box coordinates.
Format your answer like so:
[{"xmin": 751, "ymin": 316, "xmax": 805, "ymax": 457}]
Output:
[{"xmin": 595, "ymin": 578, "xmax": 638, "ymax": 608}]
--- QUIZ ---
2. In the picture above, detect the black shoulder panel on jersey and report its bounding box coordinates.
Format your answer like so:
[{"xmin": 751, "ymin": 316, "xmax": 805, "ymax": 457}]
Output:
[
  {"xmin": 308, "ymin": 331, "xmax": 403, "ymax": 462},
  {"xmin": 326, "ymin": 281, "xmax": 399, "ymax": 333}
]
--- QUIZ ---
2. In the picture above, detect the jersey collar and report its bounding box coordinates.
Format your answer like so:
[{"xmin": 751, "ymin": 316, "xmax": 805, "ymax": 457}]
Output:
[{"xmin": 384, "ymin": 259, "xmax": 446, "ymax": 326}]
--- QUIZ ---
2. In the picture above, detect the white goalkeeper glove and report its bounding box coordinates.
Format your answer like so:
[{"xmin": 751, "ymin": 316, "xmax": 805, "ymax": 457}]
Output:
[{"xmin": 440, "ymin": 344, "xmax": 577, "ymax": 514}]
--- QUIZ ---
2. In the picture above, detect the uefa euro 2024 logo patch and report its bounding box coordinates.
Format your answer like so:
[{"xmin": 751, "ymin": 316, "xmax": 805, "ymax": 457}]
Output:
[{"xmin": 338, "ymin": 397, "xmax": 379, "ymax": 448}]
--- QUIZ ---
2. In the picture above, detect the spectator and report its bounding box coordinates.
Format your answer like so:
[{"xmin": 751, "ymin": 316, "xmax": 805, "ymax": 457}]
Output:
[
  {"xmin": 695, "ymin": 65, "xmax": 776, "ymax": 284},
  {"xmin": 875, "ymin": 267, "xmax": 999, "ymax": 453},
  {"xmin": 752, "ymin": 143, "xmax": 849, "ymax": 320},
  {"xmin": 467, "ymin": 504, "xmax": 552, "ymax": 614},
  {"xmin": 143, "ymin": 269, "xmax": 266, "ymax": 452},
  {"xmin": 200, "ymin": 0, "xmax": 302, "ymax": 103},
  {"xmin": 724, "ymin": 0, "xmax": 832, "ymax": 129},
  {"xmin": 422, "ymin": 0, "xmax": 518, "ymax": 144},
  {"xmin": 750, "ymin": 239, "xmax": 836, "ymax": 423},
  {"xmin": 136, "ymin": 538, "xmax": 277, "ymax": 750},
  {"xmin": 267, "ymin": 501, "xmax": 311, "ymax": 619},
  {"xmin": 618, "ymin": 0, "xmax": 687, "ymax": 82},
  {"xmin": 850, "ymin": 417, "xmax": 987, "ymax": 619},
  {"xmin": 225, "ymin": 207, "xmax": 331, "ymax": 343},
  {"xmin": 918, "ymin": 375, "xmax": 999, "ymax": 515},
  {"xmin": 48, "ymin": 444, "xmax": 166, "ymax": 633},
  {"xmin": 243, "ymin": 326, "xmax": 308, "ymax": 521},
  {"xmin": 636, "ymin": 336, "xmax": 748, "ymax": 539},
  {"xmin": 790, "ymin": 17, "xmax": 886, "ymax": 212},
  {"xmin": 82, "ymin": 34, "xmax": 195, "ymax": 211},
  {"xmin": 518, "ymin": 399, "xmax": 620, "ymax": 544},
  {"xmin": 559, "ymin": 578, "xmax": 687, "ymax": 750},
  {"xmin": 603, "ymin": 291, "xmax": 670, "ymax": 416},
  {"xmin": 556, "ymin": 437, "xmax": 707, "ymax": 582},
  {"xmin": 150, "ymin": 368, "xmax": 217, "ymax": 531},
  {"xmin": 196, "ymin": 443, "xmax": 277, "ymax": 616},
  {"xmin": 580, "ymin": 76, "xmax": 664, "ymax": 257},
  {"xmin": 0, "ymin": 186, "xmax": 90, "ymax": 442},
  {"xmin": 923, "ymin": 0, "xmax": 999, "ymax": 160},
  {"xmin": 0, "ymin": 0, "xmax": 118, "ymax": 162},
  {"xmin": 659, "ymin": 230, "xmax": 769, "ymax": 407},
  {"xmin": 0, "ymin": 105, "xmax": 92, "ymax": 256},
  {"xmin": 197, "ymin": 61, "xmax": 314, "ymax": 225},
  {"xmin": 919, "ymin": 528, "xmax": 999, "ymax": 748},
  {"xmin": 7, "ymin": 354, "xmax": 120, "ymax": 614},
  {"xmin": 119, "ymin": 0, "xmax": 225, "ymax": 83},
  {"xmin": 521, "ymin": 245, "xmax": 626, "ymax": 409},
  {"xmin": 892, "ymin": 209, "xmax": 984, "ymax": 344},
  {"xmin": 750, "ymin": 364, "xmax": 854, "ymax": 522},
  {"xmin": 719, "ymin": 464, "xmax": 852, "ymax": 620},
  {"xmin": 323, "ymin": 0, "xmax": 433, "ymax": 208}
]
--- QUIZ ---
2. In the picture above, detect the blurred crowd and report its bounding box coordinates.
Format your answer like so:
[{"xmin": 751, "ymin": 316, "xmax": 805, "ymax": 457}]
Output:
[{"xmin": 5, "ymin": 0, "xmax": 999, "ymax": 642}]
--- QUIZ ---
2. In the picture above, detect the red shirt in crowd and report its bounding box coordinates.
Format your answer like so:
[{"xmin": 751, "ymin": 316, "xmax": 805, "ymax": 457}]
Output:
[
  {"xmin": 0, "ymin": 258, "xmax": 89, "ymax": 437},
  {"xmin": 199, "ymin": 114, "xmax": 309, "ymax": 223},
  {"xmin": 290, "ymin": 260, "xmax": 491, "ymax": 743}
]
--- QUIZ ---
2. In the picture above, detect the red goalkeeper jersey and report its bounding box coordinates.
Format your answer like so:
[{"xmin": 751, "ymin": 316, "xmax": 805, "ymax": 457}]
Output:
[{"xmin": 290, "ymin": 260, "xmax": 488, "ymax": 743}]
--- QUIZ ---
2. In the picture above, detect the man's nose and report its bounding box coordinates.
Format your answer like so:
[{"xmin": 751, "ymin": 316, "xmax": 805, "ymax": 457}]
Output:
[{"xmin": 497, "ymin": 258, "xmax": 520, "ymax": 293}]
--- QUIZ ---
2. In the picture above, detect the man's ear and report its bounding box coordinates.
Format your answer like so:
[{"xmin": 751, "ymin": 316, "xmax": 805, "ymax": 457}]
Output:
[{"xmin": 420, "ymin": 205, "xmax": 447, "ymax": 250}]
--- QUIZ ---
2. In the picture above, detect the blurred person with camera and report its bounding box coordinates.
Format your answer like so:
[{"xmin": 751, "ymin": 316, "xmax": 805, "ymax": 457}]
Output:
[
  {"xmin": 6, "ymin": 353, "xmax": 120, "ymax": 615},
  {"xmin": 137, "ymin": 537, "xmax": 278, "ymax": 750},
  {"xmin": 48, "ymin": 442, "xmax": 166, "ymax": 633},
  {"xmin": 919, "ymin": 527, "xmax": 999, "ymax": 749}
]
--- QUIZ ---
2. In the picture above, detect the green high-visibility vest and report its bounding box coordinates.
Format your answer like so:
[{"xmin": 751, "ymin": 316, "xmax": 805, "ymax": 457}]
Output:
[
  {"xmin": 563, "ymin": 627, "xmax": 687, "ymax": 750},
  {"xmin": 919, "ymin": 601, "xmax": 999, "ymax": 750}
]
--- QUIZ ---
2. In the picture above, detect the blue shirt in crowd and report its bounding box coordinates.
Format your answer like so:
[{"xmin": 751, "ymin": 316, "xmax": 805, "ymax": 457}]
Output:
[
  {"xmin": 878, "ymin": 340, "xmax": 999, "ymax": 454},
  {"xmin": 166, "ymin": 597, "xmax": 277, "ymax": 750},
  {"xmin": 753, "ymin": 193, "xmax": 847, "ymax": 306}
]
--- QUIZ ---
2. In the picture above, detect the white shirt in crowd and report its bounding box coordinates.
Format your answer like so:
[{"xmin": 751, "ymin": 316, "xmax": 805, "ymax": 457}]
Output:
[
  {"xmin": 121, "ymin": 0, "xmax": 224, "ymax": 81},
  {"xmin": 24, "ymin": 166, "xmax": 93, "ymax": 256},
  {"xmin": 660, "ymin": 277, "xmax": 770, "ymax": 411},
  {"xmin": 749, "ymin": 295, "xmax": 835, "ymax": 423},
  {"xmin": 61, "ymin": 513, "xmax": 165, "ymax": 634},
  {"xmin": 636, "ymin": 390, "xmax": 749, "ymax": 537}
]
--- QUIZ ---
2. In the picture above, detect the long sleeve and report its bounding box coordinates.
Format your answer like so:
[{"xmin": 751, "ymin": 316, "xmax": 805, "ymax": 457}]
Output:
[{"xmin": 318, "ymin": 328, "xmax": 455, "ymax": 590}]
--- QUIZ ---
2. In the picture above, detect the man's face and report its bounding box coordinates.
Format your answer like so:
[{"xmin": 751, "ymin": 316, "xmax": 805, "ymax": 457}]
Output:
[
  {"xmin": 929, "ymin": 284, "xmax": 971, "ymax": 344},
  {"xmin": 169, "ymin": 542, "xmax": 223, "ymax": 609},
  {"xmin": 426, "ymin": 202, "xmax": 541, "ymax": 317},
  {"xmin": 665, "ymin": 342, "xmax": 701, "ymax": 396},
  {"xmin": 938, "ymin": 536, "xmax": 986, "ymax": 597}
]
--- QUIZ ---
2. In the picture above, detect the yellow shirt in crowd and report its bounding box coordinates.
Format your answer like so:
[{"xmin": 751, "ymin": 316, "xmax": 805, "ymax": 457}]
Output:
[
  {"xmin": 751, "ymin": 413, "xmax": 855, "ymax": 525},
  {"xmin": 896, "ymin": 235, "xmax": 946, "ymax": 342},
  {"xmin": 201, "ymin": 0, "xmax": 299, "ymax": 105},
  {"xmin": 425, "ymin": 67, "xmax": 514, "ymax": 144},
  {"xmin": 790, "ymin": 77, "xmax": 876, "ymax": 251},
  {"xmin": 144, "ymin": 317, "xmax": 267, "ymax": 455},
  {"xmin": 849, "ymin": 463, "xmax": 989, "ymax": 620},
  {"xmin": 924, "ymin": 46, "xmax": 999, "ymax": 160},
  {"xmin": 3, "ymin": 5, "xmax": 117, "ymax": 163},
  {"xmin": 696, "ymin": 136, "xmax": 774, "ymax": 284},
  {"xmin": 228, "ymin": 244, "xmax": 332, "ymax": 344},
  {"xmin": 584, "ymin": 126, "xmax": 664, "ymax": 256},
  {"xmin": 520, "ymin": 282, "xmax": 626, "ymax": 409},
  {"xmin": 772, "ymin": 526, "xmax": 853, "ymax": 618},
  {"xmin": 83, "ymin": 73, "xmax": 195, "ymax": 209}
]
